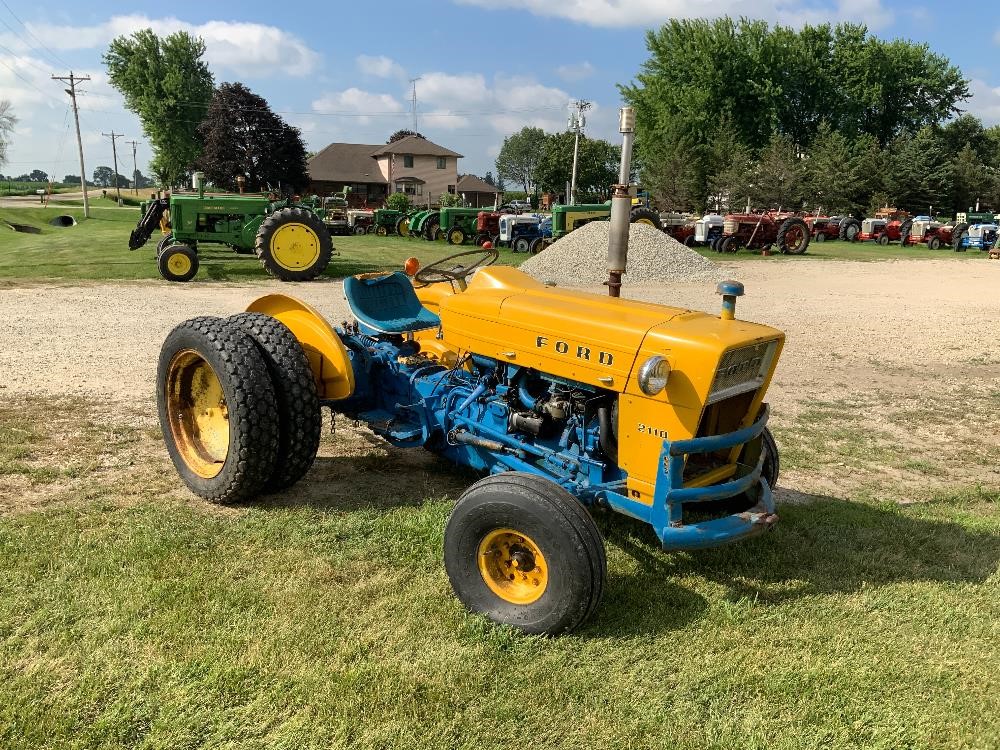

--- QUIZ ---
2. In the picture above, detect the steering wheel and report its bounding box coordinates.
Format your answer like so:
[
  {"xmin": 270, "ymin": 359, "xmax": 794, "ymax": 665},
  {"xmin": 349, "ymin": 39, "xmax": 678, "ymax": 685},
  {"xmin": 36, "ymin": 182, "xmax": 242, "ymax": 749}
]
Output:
[{"xmin": 414, "ymin": 247, "xmax": 499, "ymax": 286}]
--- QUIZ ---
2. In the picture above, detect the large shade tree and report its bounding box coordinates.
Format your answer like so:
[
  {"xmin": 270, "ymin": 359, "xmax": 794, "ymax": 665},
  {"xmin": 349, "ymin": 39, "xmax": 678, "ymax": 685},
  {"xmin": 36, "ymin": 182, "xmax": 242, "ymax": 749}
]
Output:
[
  {"xmin": 495, "ymin": 126, "xmax": 545, "ymax": 194},
  {"xmin": 196, "ymin": 82, "xmax": 308, "ymax": 193},
  {"xmin": 0, "ymin": 100, "xmax": 16, "ymax": 170},
  {"xmin": 104, "ymin": 29, "xmax": 214, "ymax": 186}
]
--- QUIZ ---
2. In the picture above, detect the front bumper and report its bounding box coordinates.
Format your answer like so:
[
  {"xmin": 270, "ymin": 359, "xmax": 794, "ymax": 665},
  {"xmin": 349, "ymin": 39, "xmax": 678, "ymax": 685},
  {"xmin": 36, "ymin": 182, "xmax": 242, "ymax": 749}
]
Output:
[{"xmin": 602, "ymin": 405, "xmax": 777, "ymax": 551}]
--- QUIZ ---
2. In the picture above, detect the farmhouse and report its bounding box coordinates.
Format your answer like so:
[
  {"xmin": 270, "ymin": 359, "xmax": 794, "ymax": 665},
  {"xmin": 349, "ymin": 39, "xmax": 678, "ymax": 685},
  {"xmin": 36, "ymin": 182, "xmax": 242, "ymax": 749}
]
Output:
[{"xmin": 307, "ymin": 135, "xmax": 462, "ymax": 206}]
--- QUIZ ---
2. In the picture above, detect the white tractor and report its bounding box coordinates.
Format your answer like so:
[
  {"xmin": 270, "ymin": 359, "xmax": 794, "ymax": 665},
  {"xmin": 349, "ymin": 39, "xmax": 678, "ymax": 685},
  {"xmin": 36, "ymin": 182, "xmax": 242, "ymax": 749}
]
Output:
[{"xmin": 694, "ymin": 214, "xmax": 724, "ymax": 249}]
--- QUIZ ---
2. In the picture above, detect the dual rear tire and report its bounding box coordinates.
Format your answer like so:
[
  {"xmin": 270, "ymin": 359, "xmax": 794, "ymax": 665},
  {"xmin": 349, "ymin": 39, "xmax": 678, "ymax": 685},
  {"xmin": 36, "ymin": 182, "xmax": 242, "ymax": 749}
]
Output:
[{"xmin": 157, "ymin": 313, "xmax": 321, "ymax": 503}]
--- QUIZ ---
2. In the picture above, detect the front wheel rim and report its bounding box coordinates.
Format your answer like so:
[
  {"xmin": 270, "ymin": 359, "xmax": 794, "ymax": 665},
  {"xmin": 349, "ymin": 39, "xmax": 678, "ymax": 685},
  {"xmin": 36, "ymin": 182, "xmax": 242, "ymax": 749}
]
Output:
[
  {"xmin": 477, "ymin": 528, "xmax": 548, "ymax": 604},
  {"xmin": 165, "ymin": 350, "xmax": 229, "ymax": 479}
]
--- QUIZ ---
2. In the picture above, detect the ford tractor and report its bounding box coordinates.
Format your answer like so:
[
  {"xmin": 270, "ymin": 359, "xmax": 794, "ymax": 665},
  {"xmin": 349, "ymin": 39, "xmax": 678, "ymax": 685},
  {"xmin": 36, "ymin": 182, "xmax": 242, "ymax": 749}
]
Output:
[
  {"xmin": 660, "ymin": 213, "xmax": 697, "ymax": 246},
  {"xmin": 499, "ymin": 214, "xmax": 547, "ymax": 253},
  {"xmin": 952, "ymin": 222, "xmax": 998, "ymax": 251},
  {"xmin": 717, "ymin": 212, "xmax": 810, "ymax": 254},
  {"xmin": 130, "ymin": 178, "xmax": 334, "ymax": 282},
  {"xmin": 694, "ymin": 214, "xmax": 724, "ymax": 249},
  {"xmin": 156, "ymin": 247, "xmax": 784, "ymax": 635},
  {"xmin": 900, "ymin": 216, "xmax": 960, "ymax": 249},
  {"xmin": 804, "ymin": 215, "xmax": 843, "ymax": 243}
]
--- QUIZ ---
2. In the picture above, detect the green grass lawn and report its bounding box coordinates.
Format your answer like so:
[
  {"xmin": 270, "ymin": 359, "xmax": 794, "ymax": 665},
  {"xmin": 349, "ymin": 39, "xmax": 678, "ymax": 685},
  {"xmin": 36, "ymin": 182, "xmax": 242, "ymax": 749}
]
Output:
[
  {"xmin": 0, "ymin": 399, "xmax": 997, "ymax": 749},
  {"xmin": 0, "ymin": 206, "xmax": 525, "ymax": 281},
  {"xmin": 0, "ymin": 206, "xmax": 992, "ymax": 282},
  {"xmin": 0, "ymin": 181, "xmax": 78, "ymax": 197}
]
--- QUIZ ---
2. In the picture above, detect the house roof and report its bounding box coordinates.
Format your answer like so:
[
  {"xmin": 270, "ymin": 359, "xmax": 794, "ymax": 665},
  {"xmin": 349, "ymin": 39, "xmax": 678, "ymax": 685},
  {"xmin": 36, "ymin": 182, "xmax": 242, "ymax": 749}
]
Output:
[
  {"xmin": 371, "ymin": 135, "xmax": 462, "ymax": 158},
  {"xmin": 457, "ymin": 174, "xmax": 499, "ymax": 194},
  {"xmin": 308, "ymin": 143, "xmax": 384, "ymax": 183}
]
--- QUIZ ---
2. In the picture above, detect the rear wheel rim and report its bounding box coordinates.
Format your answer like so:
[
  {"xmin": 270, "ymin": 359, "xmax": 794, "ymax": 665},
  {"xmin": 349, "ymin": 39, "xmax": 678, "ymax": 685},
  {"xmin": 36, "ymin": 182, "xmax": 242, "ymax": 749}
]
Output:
[
  {"xmin": 449, "ymin": 229, "xmax": 464, "ymax": 244},
  {"xmin": 165, "ymin": 350, "xmax": 229, "ymax": 479},
  {"xmin": 477, "ymin": 528, "xmax": 548, "ymax": 605},
  {"xmin": 786, "ymin": 226, "xmax": 804, "ymax": 251},
  {"xmin": 166, "ymin": 251, "xmax": 192, "ymax": 276},
  {"xmin": 634, "ymin": 217, "xmax": 656, "ymax": 226},
  {"xmin": 270, "ymin": 222, "xmax": 320, "ymax": 270}
]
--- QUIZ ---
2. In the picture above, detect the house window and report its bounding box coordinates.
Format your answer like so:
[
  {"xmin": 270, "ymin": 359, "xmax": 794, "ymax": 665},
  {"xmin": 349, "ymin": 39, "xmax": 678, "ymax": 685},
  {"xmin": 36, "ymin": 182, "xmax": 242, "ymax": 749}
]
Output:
[
  {"xmin": 395, "ymin": 181, "xmax": 422, "ymax": 196},
  {"xmin": 447, "ymin": 185, "xmax": 456, "ymax": 194},
  {"xmin": 403, "ymin": 154, "xmax": 414, "ymax": 168},
  {"xmin": 436, "ymin": 157, "xmax": 446, "ymax": 169}
]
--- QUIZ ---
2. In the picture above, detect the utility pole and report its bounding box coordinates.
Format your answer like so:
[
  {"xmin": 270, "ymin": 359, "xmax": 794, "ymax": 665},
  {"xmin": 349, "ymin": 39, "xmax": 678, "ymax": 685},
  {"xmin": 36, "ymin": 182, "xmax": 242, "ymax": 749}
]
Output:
[
  {"xmin": 409, "ymin": 77, "xmax": 421, "ymax": 133},
  {"xmin": 567, "ymin": 100, "xmax": 591, "ymax": 206},
  {"xmin": 51, "ymin": 72, "xmax": 91, "ymax": 218},
  {"xmin": 102, "ymin": 131, "xmax": 124, "ymax": 203},
  {"xmin": 126, "ymin": 139, "xmax": 141, "ymax": 195}
]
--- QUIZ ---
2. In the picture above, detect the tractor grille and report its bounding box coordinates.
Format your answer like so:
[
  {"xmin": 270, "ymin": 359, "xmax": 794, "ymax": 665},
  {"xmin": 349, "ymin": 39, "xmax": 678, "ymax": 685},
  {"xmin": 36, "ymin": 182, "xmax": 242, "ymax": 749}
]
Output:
[
  {"xmin": 707, "ymin": 340, "xmax": 778, "ymax": 405},
  {"xmin": 723, "ymin": 218, "xmax": 739, "ymax": 234}
]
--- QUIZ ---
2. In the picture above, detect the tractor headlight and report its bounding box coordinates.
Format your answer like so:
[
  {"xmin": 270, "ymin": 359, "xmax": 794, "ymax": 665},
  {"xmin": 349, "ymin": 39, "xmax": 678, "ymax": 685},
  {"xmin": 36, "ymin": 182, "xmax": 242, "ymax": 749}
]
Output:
[{"xmin": 637, "ymin": 355, "xmax": 670, "ymax": 396}]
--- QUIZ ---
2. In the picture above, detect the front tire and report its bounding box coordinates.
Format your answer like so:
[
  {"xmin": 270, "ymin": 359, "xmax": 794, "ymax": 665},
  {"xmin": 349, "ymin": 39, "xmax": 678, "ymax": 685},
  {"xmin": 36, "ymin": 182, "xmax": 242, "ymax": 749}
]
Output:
[
  {"xmin": 229, "ymin": 313, "xmax": 322, "ymax": 492},
  {"xmin": 157, "ymin": 317, "xmax": 280, "ymax": 504},
  {"xmin": 157, "ymin": 244, "xmax": 199, "ymax": 282},
  {"xmin": 156, "ymin": 233, "xmax": 175, "ymax": 256},
  {"xmin": 951, "ymin": 223, "xmax": 968, "ymax": 251},
  {"xmin": 528, "ymin": 237, "xmax": 547, "ymax": 254},
  {"xmin": 447, "ymin": 226, "xmax": 467, "ymax": 245},
  {"xmin": 513, "ymin": 237, "xmax": 531, "ymax": 254},
  {"xmin": 840, "ymin": 218, "xmax": 860, "ymax": 242},
  {"xmin": 255, "ymin": 207, "xmax": 333, "ymax": 281},
  {"xmin": 444, "ymin": 472, "xmax": 606, "ymax": 635}
]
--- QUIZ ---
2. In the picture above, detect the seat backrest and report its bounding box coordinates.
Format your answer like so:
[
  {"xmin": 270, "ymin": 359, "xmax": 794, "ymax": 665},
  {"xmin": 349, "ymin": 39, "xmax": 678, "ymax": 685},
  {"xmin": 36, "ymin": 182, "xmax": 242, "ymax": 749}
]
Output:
[{"xmin": 344, "ymin": 271, "xmax": 438, "ymax": 334}]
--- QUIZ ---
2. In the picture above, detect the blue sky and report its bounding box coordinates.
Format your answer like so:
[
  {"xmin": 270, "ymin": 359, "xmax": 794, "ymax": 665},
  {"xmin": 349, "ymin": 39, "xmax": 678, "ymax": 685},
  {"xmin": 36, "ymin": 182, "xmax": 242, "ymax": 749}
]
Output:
[{"xmin": 1, "ymin": 0, "xmax": 998, "ymax": 181}]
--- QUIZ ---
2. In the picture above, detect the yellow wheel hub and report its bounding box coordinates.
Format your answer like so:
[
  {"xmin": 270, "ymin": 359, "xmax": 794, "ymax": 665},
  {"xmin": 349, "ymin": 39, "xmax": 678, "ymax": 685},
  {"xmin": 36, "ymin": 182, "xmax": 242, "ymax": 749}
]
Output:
[
  {"xmin": 634, "ymin": 217, "xmax": 656, "ymax": 226},
  {"xmin": 270, "ymin": 222, "xmax": 320, "ymax": 270},
  {"xmin": 449, "ymin": 229, "xmax": 464, "ymax": 244},
  {"xmin": 399, "ymin": 219, "xmax": 409, "ymax": 234},
  {"xmin": 166, "ymin": 251, "xmax": 192, "ymax": 276},
  {"xmin": 164, "ymin": 350, "xmax": 229, "ymax": 479},
  {"xmin": 478, "ymin": 528, "xmax": 548, "ymax": 604}
]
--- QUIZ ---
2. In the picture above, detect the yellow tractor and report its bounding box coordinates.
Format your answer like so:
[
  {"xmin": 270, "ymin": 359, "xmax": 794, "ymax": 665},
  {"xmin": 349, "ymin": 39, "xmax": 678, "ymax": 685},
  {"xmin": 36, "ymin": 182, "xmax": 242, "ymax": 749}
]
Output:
[{"xmin": 156, "ymin": 248, "xmax": 784, "ymax": 634}]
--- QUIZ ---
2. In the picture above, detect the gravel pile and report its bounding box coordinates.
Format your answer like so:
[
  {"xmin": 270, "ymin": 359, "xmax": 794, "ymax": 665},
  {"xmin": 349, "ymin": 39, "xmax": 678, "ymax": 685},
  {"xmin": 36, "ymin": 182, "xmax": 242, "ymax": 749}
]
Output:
[{"xmin": 520, "ymin": 221, "xmax": 723, "ymax": 286}]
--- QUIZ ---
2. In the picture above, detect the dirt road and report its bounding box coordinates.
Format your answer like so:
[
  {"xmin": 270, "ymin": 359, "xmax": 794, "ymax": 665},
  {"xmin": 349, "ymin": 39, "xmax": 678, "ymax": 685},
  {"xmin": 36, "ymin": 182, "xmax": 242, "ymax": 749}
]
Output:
[{"xmin": 1, "ymin": 258, "xmax": 997, "ymax": 494}]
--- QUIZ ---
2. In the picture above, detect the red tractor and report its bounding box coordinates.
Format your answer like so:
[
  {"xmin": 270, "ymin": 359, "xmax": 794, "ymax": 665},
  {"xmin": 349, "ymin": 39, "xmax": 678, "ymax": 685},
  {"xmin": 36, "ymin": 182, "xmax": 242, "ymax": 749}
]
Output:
[
  {"xmin": 659, "ymin": 213, "xmax": 698, "ymax": 246},
  {"xmin": 804, "ymin": 215, "xmax": 844, "ymax": 243},
  {"xmin": 840, "ymin": 208, "xmax": 909, "ymax": 245},
  {"xmin": 899, "ymin": 216, "xmax": 959, "ymax": 249},
  {"xmin": 716, "ymin": 211, "xmax": 811, "ymax": 254},
  {"xmin": 474, "ymin": 211, "xmax": 502, "ymax": 246}
]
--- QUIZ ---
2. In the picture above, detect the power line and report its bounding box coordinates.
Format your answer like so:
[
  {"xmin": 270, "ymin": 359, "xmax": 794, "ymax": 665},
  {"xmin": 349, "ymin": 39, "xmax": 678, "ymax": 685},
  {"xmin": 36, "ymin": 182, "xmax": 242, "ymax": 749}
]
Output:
[
  {"xmin": 52, "ymin": 71, "xmax": 91, "ymax": 217},
  {"xmin": 125, "ymin": 139, "xmax": 141, "ymax": 194},
  {"xmin": 0, "ymin": 0, "xmax": 72, "ymax": 69}
]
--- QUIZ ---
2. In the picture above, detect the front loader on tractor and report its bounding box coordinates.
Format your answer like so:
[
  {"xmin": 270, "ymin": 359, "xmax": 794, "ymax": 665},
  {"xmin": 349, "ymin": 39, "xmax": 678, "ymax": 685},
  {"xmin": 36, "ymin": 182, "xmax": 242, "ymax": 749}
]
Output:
[
  {"xmin": 156, "ymin": 246, "xmax": 784, "ymax": 635},
  {"xmin": 130, "ymin": 177, "xmax": 334, "ymax": 282}
]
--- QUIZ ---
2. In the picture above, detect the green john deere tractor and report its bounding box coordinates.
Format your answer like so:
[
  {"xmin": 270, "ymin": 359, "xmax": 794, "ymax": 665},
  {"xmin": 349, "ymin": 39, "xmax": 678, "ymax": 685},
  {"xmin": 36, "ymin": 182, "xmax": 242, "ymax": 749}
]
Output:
[
  {"xmin": 550, "ymin": 201, "xmax": 661, "ymax": 241},
  {"xmin": 130, "ymin": 177, "xmax": 335, "ymax": 282}
]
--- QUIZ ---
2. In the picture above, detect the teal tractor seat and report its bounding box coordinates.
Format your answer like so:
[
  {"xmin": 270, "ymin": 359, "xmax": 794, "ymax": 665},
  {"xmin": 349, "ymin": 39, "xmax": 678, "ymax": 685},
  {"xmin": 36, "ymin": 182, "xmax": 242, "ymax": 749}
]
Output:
[{"xmin": 344, "ymin": 271, "xmax": 441, "ymax": 334}]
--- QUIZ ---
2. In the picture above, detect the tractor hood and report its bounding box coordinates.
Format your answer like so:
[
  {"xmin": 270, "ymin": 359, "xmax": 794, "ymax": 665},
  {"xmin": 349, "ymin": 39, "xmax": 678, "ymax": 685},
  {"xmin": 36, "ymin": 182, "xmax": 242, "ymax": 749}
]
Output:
[{"xmin": 438, "ymin": 267, "xmax": 781, "ymax": 395}]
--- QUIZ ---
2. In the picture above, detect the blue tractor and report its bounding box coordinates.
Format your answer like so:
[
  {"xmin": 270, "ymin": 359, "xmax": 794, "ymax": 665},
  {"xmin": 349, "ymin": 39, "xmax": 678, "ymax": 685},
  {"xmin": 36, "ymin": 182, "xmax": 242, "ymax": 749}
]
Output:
[
  {"xmin": 156, "ymin": 249, "xmax": 784, "ymax": 635},
  {"xmin": 951, "ymin": 223, "xmax": 999, "ymax": 251}
]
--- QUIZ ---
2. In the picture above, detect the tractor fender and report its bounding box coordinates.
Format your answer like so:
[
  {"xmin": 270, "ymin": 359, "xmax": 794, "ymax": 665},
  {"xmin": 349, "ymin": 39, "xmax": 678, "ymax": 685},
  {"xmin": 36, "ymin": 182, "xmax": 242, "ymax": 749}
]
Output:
[{"xmin": 245, "ymin": 294, "xmax": 355, "ymax": 400}]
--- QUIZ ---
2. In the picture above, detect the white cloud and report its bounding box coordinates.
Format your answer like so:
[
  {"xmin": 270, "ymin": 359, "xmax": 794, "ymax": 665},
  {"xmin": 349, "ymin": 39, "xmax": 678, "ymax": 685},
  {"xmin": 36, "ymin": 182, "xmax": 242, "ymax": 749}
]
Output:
[
  {"xmin": 454, "ymin": 0, "xmax": 891, "ymax": 29},
  {"xmin": 356, "ymin": 54, "xmax": 404, "ymax": 78},
  {"xmin": 416, "ymin": 73, "xmax": 492, "ymax": 105},
  {"xmin": 0, "ymin": 15, "xmax": 319, "ymax": 76},
  {"xmin": 966, "ymin": 78, "xmax": 1000, "ymax": 125},
  {"xmin": 311, "ymin": 87, "xmax": 405, "ymax": 126},
  {"xmin": 555, "ymin": 61, "xmax": 595, "ymax": 82}
]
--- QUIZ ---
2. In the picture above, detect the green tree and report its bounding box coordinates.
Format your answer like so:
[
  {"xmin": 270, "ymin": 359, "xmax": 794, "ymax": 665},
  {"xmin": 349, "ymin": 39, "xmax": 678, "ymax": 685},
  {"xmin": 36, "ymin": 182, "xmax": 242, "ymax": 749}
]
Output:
[
  {"xmin": 387, "ymin": 129, "xmax": 423, "ymax": 143},
  {"xmin": 535, "ymin": 132, "xmax": 619, "ymax": 200},
  {"xmin": 104, "ymin": 29, "xmax": 214, "ymax": 185},
  {"xmin": 495, "ymin": 126, "xmax": 545, "ymax": 194},
  {"xmin": 884, "ymin": 127, "xmax": 951, "ymax": 213},
  {"xmin": 438, "ymin": 191, "xmax": 461, "ymax": 207},
  {"xmin": 92, "ymin": 166, "xmax": 115, "ymax": 188},
  {"xmin": 949, "ymin": 144, "xmax": 985, "ymax": 216},
  {"xmin": 641, "ymin": 133, "xmax": 703, "ymax": 211},
  {"xmin": 385, "ymin": 192, "xmax": 410, "ymax": 212},
  {"xmin": 0, "ymin": 100, "xmax": 15, "ymax": 170},
  {"xmin": 196, "ymin": 82, "xmax": 308, "ymax": 192},
  {"xmin": 707, "ymin": 120, "xmax": 755, "ymax": 212}
]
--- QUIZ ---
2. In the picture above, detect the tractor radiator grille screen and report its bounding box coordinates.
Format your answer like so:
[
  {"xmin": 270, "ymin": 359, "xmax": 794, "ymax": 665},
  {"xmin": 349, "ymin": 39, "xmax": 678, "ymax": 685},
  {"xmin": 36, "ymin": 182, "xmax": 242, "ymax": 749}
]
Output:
[
  {"xmin": 723, "ymin": 219, "xmax": 739, "ymax": 234},
  {"xmin": 707, "ymin": 340, "xmax": 778, "ymax": 405}
]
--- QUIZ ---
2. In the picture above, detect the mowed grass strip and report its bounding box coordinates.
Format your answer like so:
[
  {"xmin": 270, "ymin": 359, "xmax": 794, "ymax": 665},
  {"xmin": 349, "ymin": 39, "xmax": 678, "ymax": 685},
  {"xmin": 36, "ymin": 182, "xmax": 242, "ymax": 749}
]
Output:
[
  {"xmin": 0, "ymin": 206, "xmax": 526, "ymax": 282},
  {"xmin": 0, "ymin": 401, "xmax": 997, "ymax": 748}
]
